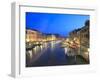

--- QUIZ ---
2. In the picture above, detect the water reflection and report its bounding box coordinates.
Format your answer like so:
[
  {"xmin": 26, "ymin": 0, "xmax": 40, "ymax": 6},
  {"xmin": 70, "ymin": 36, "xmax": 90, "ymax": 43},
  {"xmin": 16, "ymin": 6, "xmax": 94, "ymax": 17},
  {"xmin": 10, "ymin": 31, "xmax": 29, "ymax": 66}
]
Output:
[
  {"xmin": 26, "ymin": 42, "xmax": 50, "ymax": 63},
  {"xmin": 44, "ymin": 42, "xmax": 48, "ymax": 48},
  {"xmin": 63, "ymin": 47, "xmax": 77, "ymax": 56},
  {"xmin": 51, "ymin": 41, "xmax": 55, "ymax": 51},
  {"xmin": 40, "ymin": 45, "xmax": 43, "ymax": 50},
  {"xmin": 26, "ymin": 41, "xmax": 68, "ymax": 62},
  {"xmin": 33, "ymin": 46, "xmax": 42, "ymax": 55},
  {"xmin": 26, "ymin": 40, "xmax": 89, "ymax": 67},
  {"xmin": 27, "ymin": 41, "xmax": 74, "ymax": 63},
  {"xmin": 28, "ymin": 50, "xmax": 32, "ymax": 59},
  {"xmin": 64, "ymin": 47, "xmax": 67, "ymax": 55}
]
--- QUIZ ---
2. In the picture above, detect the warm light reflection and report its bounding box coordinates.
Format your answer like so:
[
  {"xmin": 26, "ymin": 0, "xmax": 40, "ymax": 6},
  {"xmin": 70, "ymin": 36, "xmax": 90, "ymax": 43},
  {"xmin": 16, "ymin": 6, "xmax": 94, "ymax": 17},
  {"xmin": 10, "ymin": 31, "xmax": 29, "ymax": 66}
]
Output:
[
  {"xmin": 40, "ymin": 45, "xmax": 43, "ymax": 50},
  {"xmin": 28, "ymin": 50, "xmax": 32, "ymax": 59},
  {"xmin": 51, "ymin": 41, "xmax": 55, "ymax": 51},
  {"xmin": 64, "ymin": 48, "xmax": 67, "ymax": 54},
  {"xmin": 33, "ymin": 47, "xmax": 37, "ymax": 54}
]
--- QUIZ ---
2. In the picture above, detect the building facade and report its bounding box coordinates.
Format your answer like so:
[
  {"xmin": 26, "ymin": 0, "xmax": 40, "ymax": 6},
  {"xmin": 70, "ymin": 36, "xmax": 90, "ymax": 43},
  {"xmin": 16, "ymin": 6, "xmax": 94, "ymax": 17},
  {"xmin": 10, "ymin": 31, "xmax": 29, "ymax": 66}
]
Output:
[
  {"xmin": 68, "ymin": 20, "xmax": 90, "ymax": 61},
  {"xmin": 26, "ymin": 29, "xmax": 43, "ymax": 43}
]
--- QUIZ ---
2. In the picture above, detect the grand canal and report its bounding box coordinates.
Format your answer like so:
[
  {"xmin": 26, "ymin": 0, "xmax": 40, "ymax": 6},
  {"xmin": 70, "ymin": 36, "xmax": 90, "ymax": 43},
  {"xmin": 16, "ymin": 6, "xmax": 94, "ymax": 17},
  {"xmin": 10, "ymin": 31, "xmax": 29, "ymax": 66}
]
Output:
[{"xmin": 26, "ymin": 40, "xmax": 88, "ymax": 67}]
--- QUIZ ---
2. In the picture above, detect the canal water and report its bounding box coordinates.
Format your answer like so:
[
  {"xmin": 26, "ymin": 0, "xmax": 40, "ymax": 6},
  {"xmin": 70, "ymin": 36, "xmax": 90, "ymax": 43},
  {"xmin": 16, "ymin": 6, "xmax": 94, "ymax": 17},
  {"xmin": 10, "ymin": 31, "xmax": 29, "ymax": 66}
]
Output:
[{"xmin": 26, "ymin": 40, "xmax": 88, "ymax": 67}]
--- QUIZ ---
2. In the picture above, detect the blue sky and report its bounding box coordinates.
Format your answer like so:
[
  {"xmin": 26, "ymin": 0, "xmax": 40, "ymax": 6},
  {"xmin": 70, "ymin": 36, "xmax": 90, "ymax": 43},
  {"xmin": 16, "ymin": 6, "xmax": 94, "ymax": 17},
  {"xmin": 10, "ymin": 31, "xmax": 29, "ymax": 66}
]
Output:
[{"xmin": 26, "ymin": 12, "xmax": 89, "ymax": 37}]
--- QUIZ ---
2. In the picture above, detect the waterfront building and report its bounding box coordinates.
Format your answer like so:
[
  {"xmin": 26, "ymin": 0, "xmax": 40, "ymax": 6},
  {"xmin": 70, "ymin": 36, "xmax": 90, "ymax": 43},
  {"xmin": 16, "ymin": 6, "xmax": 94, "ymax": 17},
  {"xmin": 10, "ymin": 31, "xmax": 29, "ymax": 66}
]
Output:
[{"xmin": 26, "ymin": 29, "xmax": 43, "ymax": 43}]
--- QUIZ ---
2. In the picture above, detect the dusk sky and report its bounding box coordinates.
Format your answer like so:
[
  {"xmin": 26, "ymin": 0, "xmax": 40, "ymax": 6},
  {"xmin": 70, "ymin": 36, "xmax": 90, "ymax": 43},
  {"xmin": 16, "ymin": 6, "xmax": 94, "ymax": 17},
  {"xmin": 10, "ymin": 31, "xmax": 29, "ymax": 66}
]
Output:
[{"xmin": 26, "ymin": 12, "xmax": 89, "ymax": 37}]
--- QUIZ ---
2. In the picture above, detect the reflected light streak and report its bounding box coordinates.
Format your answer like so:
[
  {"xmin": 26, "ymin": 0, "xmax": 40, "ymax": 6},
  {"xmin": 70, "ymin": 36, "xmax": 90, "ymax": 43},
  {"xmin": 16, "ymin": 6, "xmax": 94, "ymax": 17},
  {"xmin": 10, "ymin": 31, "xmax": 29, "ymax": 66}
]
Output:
[
  {"xmin": 64, "ymin": 48, "xmax": 68, "ymax": 55},
  {"xmin": 40, "ymin": 45, "xmax": 43, "ymax": 50},
  {"xmin": 51, "ymin": 41, "xmax": 55, "ymax": 51},
  {"xmin": 28, "ymin": 50, "xmax": 33, "ymax": 59},
  {"xmin": 33, "ymin": 47, "xmax": 37, "ymax": 54}
]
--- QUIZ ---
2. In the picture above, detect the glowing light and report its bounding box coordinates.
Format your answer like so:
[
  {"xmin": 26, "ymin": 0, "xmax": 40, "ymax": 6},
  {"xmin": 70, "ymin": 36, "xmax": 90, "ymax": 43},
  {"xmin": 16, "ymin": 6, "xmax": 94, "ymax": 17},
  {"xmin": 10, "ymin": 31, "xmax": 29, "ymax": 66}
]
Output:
[
  {"xmin": 88, "ymin": 48, "xmax": 90, "ymax": 52},
  {"xmin": 36, "ymin": 42, "xmax": 39, "ymax": 44},
  {"xmin": 66, "ymin": 38, "xmax": 69, "ymax": 42},
  {"xmin": 33, "ymin": 47, "xmax": 37, "ymax": 54},
  {"xmin": 70, "ymin": 41, "xmax": 73, "ymax": 44},
  {"xmin": 26, "ymin": 38, "xmax": 30, "ymax": 42},
  {"xmin": 28, "ymin": 50, "xmax": 32, "ymax": 59},
  {"xmin": 40, "ymin": 45, "xmax": 43, "ymax": 50}
]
